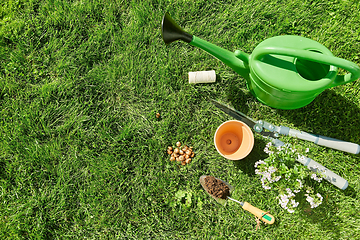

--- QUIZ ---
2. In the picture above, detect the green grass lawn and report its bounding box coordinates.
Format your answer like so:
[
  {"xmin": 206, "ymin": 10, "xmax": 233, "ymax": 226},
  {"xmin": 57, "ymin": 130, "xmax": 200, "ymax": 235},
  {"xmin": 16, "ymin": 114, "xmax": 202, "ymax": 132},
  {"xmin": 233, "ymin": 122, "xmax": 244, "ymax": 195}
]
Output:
[{"xmin": 1, "ymin": 0, "xmax": 360, "ymax": 239}]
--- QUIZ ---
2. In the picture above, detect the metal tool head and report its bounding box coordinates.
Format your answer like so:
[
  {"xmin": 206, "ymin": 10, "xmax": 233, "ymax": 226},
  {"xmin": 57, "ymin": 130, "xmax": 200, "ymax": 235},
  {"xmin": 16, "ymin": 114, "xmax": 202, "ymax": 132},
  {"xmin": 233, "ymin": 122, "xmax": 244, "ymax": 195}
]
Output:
[
  {"xmin": 209, "ymin": 99, "xmax": 278, "ymax": 138},
  {"xmin": 209, "ymin": 99, "xmax": 256, "ymax": 128}
]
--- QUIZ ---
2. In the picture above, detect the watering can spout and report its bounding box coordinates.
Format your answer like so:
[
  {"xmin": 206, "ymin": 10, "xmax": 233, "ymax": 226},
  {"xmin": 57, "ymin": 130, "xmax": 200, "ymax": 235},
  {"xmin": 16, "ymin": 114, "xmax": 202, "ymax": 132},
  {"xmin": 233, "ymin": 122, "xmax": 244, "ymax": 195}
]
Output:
[
  {"xmin": 161, "ymin": 12, "xmax": 193, "ymax": 44},
  {"xmin": 161, "ymin": 13, "xmax": 250, "ymax": 79}
]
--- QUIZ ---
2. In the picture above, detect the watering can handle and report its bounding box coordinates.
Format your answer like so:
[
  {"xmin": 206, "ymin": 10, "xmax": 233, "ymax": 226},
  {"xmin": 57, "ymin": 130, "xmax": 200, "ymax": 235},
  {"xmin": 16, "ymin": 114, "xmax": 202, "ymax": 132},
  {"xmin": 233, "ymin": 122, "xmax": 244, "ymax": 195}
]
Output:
[{"xmin": 253, "ymin": 47, "xmax": 360, "ymax": 87}]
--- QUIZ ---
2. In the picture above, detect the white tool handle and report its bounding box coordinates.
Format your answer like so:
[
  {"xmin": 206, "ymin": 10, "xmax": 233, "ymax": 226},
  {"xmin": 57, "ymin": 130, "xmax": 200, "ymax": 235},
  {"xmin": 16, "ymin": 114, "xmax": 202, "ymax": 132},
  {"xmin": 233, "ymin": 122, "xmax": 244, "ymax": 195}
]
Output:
[
  {"xmin": 279, "ymin": 126, "xmax": 360, "ymax": 154},
  {"xmin": 270, "ymin": 138, "xmax": 348, "ymax": 189},
  {"xmin": 315, "ymin": 135, "xmax": 360, "ymax": 154},
  {"xmin": 296, "ymin": 155, "xmax": 348, "ymax": 190}
]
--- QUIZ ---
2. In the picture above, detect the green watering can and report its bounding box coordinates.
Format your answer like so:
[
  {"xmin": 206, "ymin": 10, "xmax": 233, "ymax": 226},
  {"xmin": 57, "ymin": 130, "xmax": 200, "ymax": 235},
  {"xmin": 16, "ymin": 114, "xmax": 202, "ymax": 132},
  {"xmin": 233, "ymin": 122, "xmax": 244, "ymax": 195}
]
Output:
[{"xmin": 161, "ymin": 13, "xmax": 360, "ymax": 110}]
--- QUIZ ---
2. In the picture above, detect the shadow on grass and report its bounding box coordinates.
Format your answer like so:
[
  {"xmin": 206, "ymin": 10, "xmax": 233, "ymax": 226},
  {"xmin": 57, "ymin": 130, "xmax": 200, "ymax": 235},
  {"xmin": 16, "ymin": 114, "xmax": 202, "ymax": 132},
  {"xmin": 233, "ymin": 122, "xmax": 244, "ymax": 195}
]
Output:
[
  {"xmin": 342, "ymin": 185, "xmax": 357, "ymax": 198},
  {"xmin": 225, "ymin": 78, "xmax": 254, "ymax": 115},
  {"xmin": 298, "ymin": 196, "xmax": 342, "ymax": 238},
  {"xmin": 294, "ymin": 181, "xmax": 358, "ymax": 239},
  {"xmin": 231, "ymin": 138, "xmax": 269, "ymax": 176},
  {"xmin": 275, "ymin": 89, "xmax": 360, "ymax": 149},
  {"xmin": 297, "ymin": 185, "xmax": 358, "ymax": 239}
]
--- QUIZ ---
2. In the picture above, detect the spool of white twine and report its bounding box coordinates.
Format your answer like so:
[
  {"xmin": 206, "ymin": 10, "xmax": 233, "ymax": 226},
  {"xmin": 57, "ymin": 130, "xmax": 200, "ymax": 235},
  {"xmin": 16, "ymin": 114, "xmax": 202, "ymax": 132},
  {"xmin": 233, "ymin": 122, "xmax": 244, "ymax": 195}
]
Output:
[{"xmin": 189, "ymin": 70, "xmax": 216, "ymax": 84}]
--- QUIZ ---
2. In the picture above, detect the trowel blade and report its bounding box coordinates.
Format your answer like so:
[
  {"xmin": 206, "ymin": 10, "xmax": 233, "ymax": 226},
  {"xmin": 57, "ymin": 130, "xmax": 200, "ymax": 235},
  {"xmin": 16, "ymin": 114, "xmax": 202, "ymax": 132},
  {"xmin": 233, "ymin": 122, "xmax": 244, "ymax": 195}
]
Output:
[{"xmin": 199, "ymin": 175, "xmax": 234, "ymax": 206}]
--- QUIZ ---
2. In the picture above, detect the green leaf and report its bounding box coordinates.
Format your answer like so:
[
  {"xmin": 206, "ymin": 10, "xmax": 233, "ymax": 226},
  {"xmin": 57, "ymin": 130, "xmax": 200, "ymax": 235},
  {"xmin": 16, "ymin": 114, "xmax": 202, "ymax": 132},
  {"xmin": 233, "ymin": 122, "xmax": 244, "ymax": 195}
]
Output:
[
  {"xmin": 197, "ymin": 197, "xmax": 203, "ymax": 210},
  {"xmin": 175, "ymin": 190, "xmax": 186, "ymax": 200},
  {"xmin": 294, "ymin": 165, "xmax": 298, "ymax": 174},
  {"xmin": 185, "ymin": 192, "xmax": 192, "ymax": 208}
]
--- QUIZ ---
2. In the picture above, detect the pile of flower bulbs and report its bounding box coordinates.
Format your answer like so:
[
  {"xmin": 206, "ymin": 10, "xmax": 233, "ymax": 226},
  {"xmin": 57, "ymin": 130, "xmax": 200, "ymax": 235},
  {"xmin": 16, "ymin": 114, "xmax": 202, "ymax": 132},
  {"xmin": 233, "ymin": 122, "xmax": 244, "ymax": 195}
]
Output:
[{"xmin": 167, "ymin": 142, "xmax": 195, "ymax": 166}]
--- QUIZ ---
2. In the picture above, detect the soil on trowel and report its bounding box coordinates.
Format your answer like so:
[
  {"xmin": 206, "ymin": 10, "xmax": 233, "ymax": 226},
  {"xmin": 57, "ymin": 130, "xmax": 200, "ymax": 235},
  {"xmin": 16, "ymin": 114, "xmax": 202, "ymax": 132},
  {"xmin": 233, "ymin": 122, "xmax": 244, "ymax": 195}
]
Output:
[{"xmin": 204, "ymin": 176, "xmax": 230, "ymax": 199}]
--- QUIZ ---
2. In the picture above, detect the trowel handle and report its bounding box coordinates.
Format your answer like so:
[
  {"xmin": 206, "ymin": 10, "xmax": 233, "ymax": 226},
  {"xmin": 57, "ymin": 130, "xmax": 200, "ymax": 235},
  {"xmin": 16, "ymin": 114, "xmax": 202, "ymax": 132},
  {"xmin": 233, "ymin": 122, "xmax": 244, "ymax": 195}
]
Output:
[
  {"xmin": 279, "ymin": 126, "xmax": 360, "ymax": 154},
  {"xmin": 253, "ymin": 47, "xmax": 360, "ymax": 85},
  {"xmin": 242, "ymin": 202, "xmax": 275, "ymax": 224},
  {"xmin": 296, "ymin": 155, "xmax": 348, "ymax": 190}
]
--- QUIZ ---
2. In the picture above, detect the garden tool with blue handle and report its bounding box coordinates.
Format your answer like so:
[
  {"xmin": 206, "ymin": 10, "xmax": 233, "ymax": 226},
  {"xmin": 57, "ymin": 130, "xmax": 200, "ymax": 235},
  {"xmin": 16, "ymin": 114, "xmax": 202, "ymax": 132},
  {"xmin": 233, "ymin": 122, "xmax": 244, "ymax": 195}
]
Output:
[{"xmin": 209, "ymin": 99, "xmax": 358, "ymax": 190}]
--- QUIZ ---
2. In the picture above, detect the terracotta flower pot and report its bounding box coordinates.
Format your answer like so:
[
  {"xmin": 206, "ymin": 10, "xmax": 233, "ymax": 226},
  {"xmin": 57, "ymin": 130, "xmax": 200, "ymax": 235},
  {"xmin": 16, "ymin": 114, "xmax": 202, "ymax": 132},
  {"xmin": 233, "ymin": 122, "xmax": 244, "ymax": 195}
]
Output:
[{"xmin": 214, "ymin": 120, "xmax": 254, "ymax": 160}]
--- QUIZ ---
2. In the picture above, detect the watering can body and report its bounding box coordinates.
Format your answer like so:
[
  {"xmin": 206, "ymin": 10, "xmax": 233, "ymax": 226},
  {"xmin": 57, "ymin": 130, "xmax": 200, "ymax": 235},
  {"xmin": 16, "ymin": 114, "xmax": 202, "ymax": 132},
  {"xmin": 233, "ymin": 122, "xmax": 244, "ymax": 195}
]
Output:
[
  {"xmin": 248, "ymin": 35, "xmax": 357, "ymax": 109},
  {"xmin": 161, "ymin": 13, "xmax": 360, "ymax": 109}
]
